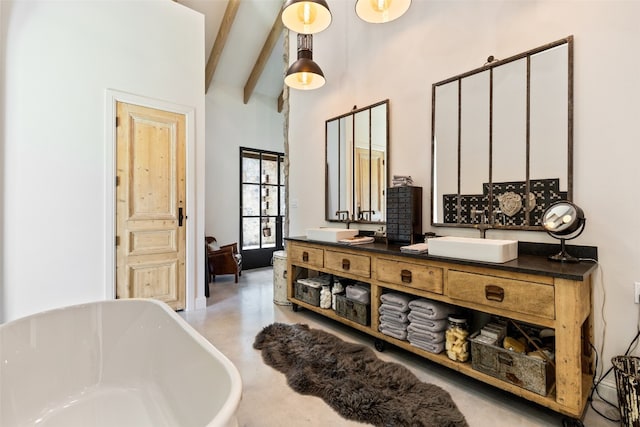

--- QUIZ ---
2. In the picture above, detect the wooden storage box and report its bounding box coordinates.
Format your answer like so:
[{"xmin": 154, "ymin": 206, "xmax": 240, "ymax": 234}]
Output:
[
  {"xmin": 294, "ymin": 280, "xmax": 321, "ymax": 307},
  {"xmin": 335, "ymin": 294, "xmax": 370, "ymax": 326},
  {"xmin": 470, "ymin": 334, "xmax": 555, "ymax": 396}
]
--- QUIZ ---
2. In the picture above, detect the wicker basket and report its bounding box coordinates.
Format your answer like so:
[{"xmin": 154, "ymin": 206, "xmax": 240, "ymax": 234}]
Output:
[{"xmin": 612, "ymin": 355, "xmax": 640, "ymax": 427}]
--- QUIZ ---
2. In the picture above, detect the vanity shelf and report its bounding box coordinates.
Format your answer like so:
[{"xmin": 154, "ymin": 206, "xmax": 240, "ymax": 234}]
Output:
[{"xmin": 285, "ymin": 237, "xmax": 597, "ymax": 419}]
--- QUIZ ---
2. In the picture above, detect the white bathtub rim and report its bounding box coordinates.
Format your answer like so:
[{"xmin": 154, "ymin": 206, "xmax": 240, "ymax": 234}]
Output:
[
  {"xmin": 144, "ymin": 298, "xmax": 243, "ymax": 427},
  {"xmin": 0, "ymin": 298, "xmax": 243, "ymax": 427}
]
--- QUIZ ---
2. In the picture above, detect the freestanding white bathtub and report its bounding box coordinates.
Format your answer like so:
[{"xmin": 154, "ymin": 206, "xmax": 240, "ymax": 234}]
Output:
[{"xmin": 0, "ymin": 299, "xmax": 242, "ymax": 427}]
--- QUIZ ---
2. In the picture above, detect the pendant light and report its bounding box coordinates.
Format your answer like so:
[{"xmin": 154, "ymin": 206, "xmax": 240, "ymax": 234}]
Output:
[
  {"xmin": 285, "ymin": 34, "xmax": 326, "ymax": 90},
  {"xmin": 282, "ymin": 0, "xmax": 332, "ymax": 34},
  {"xmin": 355, "ymin": 0, "xmax": 411, "ymax": 24}
]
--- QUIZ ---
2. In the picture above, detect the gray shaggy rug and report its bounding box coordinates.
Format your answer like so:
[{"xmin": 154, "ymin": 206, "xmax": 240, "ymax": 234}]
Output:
[{"xmin": 253, "ymin": 323, "xmax": 468, "ymax": 427}]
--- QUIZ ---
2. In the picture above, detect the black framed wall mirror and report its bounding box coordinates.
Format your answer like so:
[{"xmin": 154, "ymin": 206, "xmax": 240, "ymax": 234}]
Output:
[
  {"xmin": 326, "ymin": 100, "xmax": 389, "ymax": 224},
  {"xmin": 431, "ymin": 36, "xmax": 573, "ymax": 232}
]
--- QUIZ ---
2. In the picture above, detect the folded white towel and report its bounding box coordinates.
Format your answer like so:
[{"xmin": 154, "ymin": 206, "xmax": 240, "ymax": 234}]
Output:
[
  {"xmin": 410, "ymin": 339, "xmax": 445, "ymax": 354},
  {"xmin": 380, "ymin": 293, "xmax": 413, "ymax": 312},
  {"xmin": 407, "ymin": 329, "xmax": 445, "ymax": 344},
  {"xmin": 339, "ymin": 236, "xmax": 375, "ymax": 245},
  {"xmin": 408, "ymin": 298, "xmax": 452, "ymax": 320},
  {"xmin": 379, "ymin": 324, "xmax": 408, "ymax": 341},
  {"xmin": 379, "ymin": 316, "xmax": 409, "ymax": 330},
  {"xmin": 407, "ymin": 326, "xmax": 445, "ymax": 343},
  {"xmin": 379, "ymin": 303, "xmax": 406, "ymax": 313},
  {"xmin": 378, "ymin": 306, "xmax": 409, "ymax": 322},
  {"xmin": 407, "ymin": 314, "xmax": 448, "ymax": 332}
]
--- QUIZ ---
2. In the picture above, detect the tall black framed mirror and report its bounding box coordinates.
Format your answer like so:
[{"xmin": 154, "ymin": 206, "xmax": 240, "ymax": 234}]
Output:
[
  {"xmin": 431, "ymin": 36, "xmax": 573, "ymax": 231},
  {"xmin": 326, "ymin": 100, "xmax": 389, "ymax": 224}
]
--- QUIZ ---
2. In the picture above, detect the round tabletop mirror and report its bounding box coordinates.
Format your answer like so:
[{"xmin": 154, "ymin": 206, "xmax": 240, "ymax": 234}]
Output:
[{"xmin": 541, "ymin": 201, "xmax": 585, "ymax": 262}]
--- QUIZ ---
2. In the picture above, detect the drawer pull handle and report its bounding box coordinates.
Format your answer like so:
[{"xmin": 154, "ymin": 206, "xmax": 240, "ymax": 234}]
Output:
[
  {"xmin": 342, "ymin": 259, "xmax": 351, "ymax": 270},
  {"xmin": 485, "ymin": 285, "xmax": 504, "ymax": 302},
  {"xmin": 401, "ymin": 269, "xmax": 412, "ymax": 283},
  {"xmin": 302, "ymin": 251, "xmax": 309, "ymax": 262}
]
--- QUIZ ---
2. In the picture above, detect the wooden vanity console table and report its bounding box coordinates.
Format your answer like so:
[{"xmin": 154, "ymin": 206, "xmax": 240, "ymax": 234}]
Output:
[{"xmin": 285, "ymin": 237, "xmax": 597, "ymax": 418}]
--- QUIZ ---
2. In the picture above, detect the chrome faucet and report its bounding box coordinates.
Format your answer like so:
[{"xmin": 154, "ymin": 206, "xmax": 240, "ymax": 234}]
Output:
[
  {"xmin": 357, "ymin": 208, "xmax": 375, "ymax": 221},
  {"xmin": 335, "ymin": 210, "xmax": 350, "ymax": 221},
  {"xmin": 335, "ymin": 210, "xmax": 353, "ymax": 228},
  {"xmin": 474, "ymin": 223, "xmax": 492, "ymax": 239},
  {"xmin": 471, "ymin": 209, "xmax": 491, "ymax": 238}
]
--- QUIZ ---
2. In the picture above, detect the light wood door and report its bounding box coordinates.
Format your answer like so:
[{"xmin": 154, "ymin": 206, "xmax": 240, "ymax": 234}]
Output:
[{"xmin": 116, "ymin": 102, "xmax": 186, "ymax": 310}]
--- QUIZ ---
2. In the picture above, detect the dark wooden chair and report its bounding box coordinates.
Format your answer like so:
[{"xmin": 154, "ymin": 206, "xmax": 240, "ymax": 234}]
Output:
[{"xmin": 205, "ymin": 237, "xmax": 242, "ymax": 288}]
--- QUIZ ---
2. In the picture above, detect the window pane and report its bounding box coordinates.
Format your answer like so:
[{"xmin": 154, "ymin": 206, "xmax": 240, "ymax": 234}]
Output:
[
  {"xmin": 262, "ymin": 154, "xmax": 278, "ymax": 184},
  {"xmin": 261, "ymin": 217, "xmax": 276, "ymax": 248},
  {"xmin": 242, "ymin": 152, "xmax": 260, "ymax": 183},
  {"xmin": 263, "ymin": 184, "xmax": 278, "ymax": 216},
  {"xmin": 242, "ymin": 217, "xmax": 260, "ymax": 249},
  {"xmin": 242, "ymin": 184, "xmax": 260, "ymax": 216},
  {"xmin": 280, "ymin": 185, "xmax": 286, "ymax": 217}
]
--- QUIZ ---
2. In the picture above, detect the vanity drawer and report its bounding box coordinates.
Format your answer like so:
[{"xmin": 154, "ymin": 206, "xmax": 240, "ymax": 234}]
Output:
[
  {"xmin": 325, "ymin": 250, "xmax": 371, "ymax": 278},
  {"xmin": 289, "ymin": 244, "xmax": 324, "ymax": 269},
  {"xmin": 447, "ymin": 270, "xmax": 555, "ymax": 319},
  {"xmin": 377, "ymin": 258, "xmax": 443, "ymax": 294}
]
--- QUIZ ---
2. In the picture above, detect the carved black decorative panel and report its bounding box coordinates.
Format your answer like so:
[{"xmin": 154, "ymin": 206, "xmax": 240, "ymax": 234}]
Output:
[{"xmin": 442, "ymin": 178, "xmax": 564, "ymax": 226}]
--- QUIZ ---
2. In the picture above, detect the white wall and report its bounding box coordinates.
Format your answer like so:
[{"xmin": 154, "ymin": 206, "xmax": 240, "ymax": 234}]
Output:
[
  {"xmin": 0, "ymin": 0, "xmax": 5, "ymax": 324},
  {"xmin": 205, "ymin": 83, "xmax": 284, "ymax": 246},
  {"xmin": 1, "ymin": 0, "xmax": 206, "ymax": 321},
  {"xmin": 288, "ymin": 0, "xmax": 640, "ymax": 394}
]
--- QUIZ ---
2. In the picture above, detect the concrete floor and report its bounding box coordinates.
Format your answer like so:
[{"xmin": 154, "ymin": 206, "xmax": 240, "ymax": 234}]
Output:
[{"xmin": 181, "ymin": 267, "xmax": 617, "ymax": 427}]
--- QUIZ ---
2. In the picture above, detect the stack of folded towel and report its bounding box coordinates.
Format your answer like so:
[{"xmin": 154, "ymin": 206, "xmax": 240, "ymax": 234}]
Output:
[
  {"xmin": 407, "ymin": 298, "xmax": 452, "ymax": 354},
  {"xmin": 378, "ymin": 292, "xmax": 414, "ymax": 340},
  {"xmin": 392, "ymin": 175, "xmax": 414, "ymax": 187}
]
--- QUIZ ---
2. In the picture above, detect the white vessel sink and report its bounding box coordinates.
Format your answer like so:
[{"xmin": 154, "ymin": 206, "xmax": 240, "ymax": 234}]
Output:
[
  {"xmin": 428, "ymin": 236, "xmax": 518, "ymax": 263},
  {"xmin": 306, "ymin": 227, "xmax": 358, "ymax": 243}
]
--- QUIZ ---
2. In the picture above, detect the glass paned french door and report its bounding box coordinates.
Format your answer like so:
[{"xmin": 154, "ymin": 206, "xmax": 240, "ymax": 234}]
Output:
[{"xmin": 240, "ymin": 148, "xmax": 285, "ymax": 269}]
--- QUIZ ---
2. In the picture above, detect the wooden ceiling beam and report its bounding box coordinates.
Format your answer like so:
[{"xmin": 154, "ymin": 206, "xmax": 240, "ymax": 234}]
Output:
[
  {"xmin": 243, "ymin": 11, "xmax": 284, "ymax": 104},
  {"xmin": 205, "ymin": 0, "xmax": 241, "ymax": 94}
]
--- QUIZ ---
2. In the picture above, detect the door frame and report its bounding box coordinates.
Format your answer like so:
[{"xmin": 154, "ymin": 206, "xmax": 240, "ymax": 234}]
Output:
[
  {"xmin": 104, "ymin": 89, "xmax": 202, "ymax": 310},
  {"xmin": 239, "ymin": 148, "xmax": 286, "ymax": 269}
]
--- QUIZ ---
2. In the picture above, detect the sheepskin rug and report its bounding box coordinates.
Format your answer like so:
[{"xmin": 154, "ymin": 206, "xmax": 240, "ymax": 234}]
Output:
[{"xmin": 253, "ymin": 322, "xmax": 468, "ymax": 427}]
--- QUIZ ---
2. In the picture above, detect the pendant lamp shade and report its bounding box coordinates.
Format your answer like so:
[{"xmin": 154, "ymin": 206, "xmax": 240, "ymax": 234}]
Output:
[
  {"xmin": 282, "ymin": 0, "xmax": 332, "ymax": 34},
  {"xmin": 355, "ymin": 0, "xmax": 411, "ymax": 24},
  {"xmin": 285, "ymin": 34, "xmax": 325, "ymax": 90}
]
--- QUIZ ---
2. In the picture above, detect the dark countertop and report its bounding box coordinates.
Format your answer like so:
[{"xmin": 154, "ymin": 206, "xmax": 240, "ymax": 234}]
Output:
[{"xmin": 285, "ymin": 236, "xmax": 598, "ymax": 281}]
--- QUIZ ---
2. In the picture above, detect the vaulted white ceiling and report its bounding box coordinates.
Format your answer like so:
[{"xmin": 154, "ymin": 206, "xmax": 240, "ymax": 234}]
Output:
[{"xmin": 176, "ymin": 0, "xmax": 286, "ymax": 102}]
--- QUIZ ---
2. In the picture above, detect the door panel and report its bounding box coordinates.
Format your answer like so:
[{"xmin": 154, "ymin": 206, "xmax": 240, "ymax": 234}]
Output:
[
  {"xmin": 128, "ymin": 261, "xmax": 177, "ymax": 299},
  {"xmin": 116, "ymin": 102, "xmax": 186, "ymax": 310}
]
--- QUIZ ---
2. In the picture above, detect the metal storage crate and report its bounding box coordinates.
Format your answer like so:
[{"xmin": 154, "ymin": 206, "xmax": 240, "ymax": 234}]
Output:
[
  {"xmin": 335, "ymin": 294, "xmax": 370, "ymax": 326},
  {"xmin": 294, "ymin": 280, "xmax": 321, "ymax": 306},
  {"xmin": 470, "ymin": 334, "xmax": 555, "ymax": 396}
]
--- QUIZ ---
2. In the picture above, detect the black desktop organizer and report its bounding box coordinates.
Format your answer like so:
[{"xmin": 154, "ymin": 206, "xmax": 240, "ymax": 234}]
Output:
[{"xmin": 386, "ymin": 186, "xmax": 422, "ymax": 244}]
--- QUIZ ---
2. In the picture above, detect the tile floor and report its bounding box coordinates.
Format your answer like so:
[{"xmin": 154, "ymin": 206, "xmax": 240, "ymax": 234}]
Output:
[{"xmin": 181, "ymin": 267, "xmax": 617, "ymax": 427}]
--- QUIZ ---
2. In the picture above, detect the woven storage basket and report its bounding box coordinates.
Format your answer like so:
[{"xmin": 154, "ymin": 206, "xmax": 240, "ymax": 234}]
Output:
[{"xmin": 612, "ymin": 355, "xmax": 640, "ymax": 427}]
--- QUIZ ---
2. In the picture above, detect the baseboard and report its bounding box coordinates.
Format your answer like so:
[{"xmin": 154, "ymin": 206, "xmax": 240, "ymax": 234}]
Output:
[
  {"xmin": 194, "ymin": 295, "xmax": 208, "ymax": 310},
  {"xmin": 593, "ymin": 377, "xmax": 619, "ymax": 409}
]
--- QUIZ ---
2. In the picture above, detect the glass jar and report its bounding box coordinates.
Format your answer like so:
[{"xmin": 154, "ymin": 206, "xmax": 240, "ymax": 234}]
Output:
[
  {"xmin": 445, "ymin": 316, "xmax": 469, "ymax": 362},
  {"xmin": 331, "ymin": 279, "xmax": 344, "ymax": 310},
  {"xmin": 320, "ymin": 285, "xmax": 332, "ymax": 309}
]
